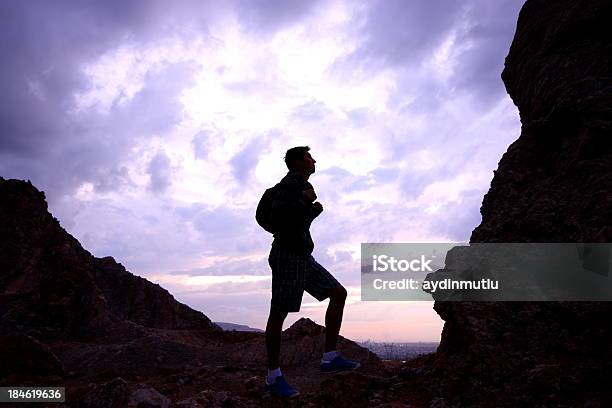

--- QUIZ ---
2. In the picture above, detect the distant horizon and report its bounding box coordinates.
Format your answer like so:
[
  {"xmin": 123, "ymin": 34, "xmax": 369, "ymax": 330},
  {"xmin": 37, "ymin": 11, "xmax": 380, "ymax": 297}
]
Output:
[{"xmin": 213, "ymin": 319, "xmax": 441, "ymax": 344}]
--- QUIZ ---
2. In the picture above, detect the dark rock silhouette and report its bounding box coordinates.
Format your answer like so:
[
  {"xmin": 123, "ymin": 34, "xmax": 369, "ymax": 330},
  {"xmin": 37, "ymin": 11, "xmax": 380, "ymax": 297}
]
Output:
[
  {"xmin": 0, "ymin": 332, "xmax": 65, "ymax": 384},
  {"xmin": 427, "ymin": 0, "xmax": 612, "ymax": 407},
  {"xmin": 0, "ymin": 177, "xmax": 220, "ymax": 344}
]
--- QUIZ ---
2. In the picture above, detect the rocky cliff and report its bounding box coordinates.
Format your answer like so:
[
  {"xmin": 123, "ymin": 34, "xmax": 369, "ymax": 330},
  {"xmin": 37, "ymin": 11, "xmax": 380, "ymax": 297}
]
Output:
[
  {"xmin": 429, "ymin": 0, "xmax": 612, "ymax": 406},
  {"xmin": 0, "ymin": 177, "xmax": 220, "ymax": 343}
]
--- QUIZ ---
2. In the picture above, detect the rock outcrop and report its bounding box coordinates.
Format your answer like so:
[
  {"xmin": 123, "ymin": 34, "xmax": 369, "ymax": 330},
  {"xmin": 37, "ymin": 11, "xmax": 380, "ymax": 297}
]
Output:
[
  {"xmin": 428, "ymin": 0, "xmax": 612, "ymax": 406},
  {"xmin": 0, "ymin": 177, "xmax": 220, "ymax": 344},
  {"xmin": 0, "ymin": 332, "xmax": 65, "ymax": 384}
]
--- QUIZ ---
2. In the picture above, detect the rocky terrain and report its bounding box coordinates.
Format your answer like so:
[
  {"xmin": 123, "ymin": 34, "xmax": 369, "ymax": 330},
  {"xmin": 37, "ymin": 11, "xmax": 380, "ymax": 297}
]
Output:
[
  {"xmin": 425, "ymin": 0, "xmax": 612, "ymax": 407},
  {"xmin": 1, "ymin": 0, "xmax": 611, "ymax": 406},
  {"xmin": 0, "ymin": 177, "xmax": 400, "ymax": 407}
]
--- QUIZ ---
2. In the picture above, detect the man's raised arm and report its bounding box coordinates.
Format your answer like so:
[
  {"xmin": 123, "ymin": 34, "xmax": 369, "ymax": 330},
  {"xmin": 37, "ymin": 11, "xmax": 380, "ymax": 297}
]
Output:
[{"xmin": 270, "ymin": 184, "xmax": 317, "ymax": 231}]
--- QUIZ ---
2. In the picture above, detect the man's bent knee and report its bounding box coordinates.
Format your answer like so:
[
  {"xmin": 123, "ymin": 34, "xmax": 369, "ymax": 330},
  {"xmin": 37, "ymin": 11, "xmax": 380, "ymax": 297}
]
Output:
[{"xmin": 328, "ymin": 286, "xmax": 347, "ymax": 303}]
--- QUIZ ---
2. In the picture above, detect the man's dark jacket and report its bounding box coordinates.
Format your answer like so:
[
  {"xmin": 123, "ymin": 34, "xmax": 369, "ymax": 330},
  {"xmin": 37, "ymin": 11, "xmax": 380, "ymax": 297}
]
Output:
[{"xmin": 270, "ymin": 170, "xmax": 323, "ymax": 255}]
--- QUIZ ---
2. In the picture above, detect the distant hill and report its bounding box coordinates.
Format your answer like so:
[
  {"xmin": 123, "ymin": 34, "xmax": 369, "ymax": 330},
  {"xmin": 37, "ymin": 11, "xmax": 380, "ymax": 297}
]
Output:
[
  {"xmin": 214, "ymin": 322, "xmax": 264, "ymax": 332},
  {"xmin": 358, "ymin": 341, "xmax": 438, "ymax": 360}
]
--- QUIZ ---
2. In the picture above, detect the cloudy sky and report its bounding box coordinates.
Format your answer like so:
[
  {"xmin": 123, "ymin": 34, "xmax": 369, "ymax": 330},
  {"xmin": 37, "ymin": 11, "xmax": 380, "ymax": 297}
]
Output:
[{"xmin": 1, "ymin": 0, "xmax": 525, "ymax": 342}]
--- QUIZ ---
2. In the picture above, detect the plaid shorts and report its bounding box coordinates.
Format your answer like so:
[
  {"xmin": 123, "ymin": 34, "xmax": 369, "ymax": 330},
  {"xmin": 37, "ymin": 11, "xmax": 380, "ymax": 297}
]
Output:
[{"xmin": 268, "ymin": 245, "xmax": 344, "ymax": 313}]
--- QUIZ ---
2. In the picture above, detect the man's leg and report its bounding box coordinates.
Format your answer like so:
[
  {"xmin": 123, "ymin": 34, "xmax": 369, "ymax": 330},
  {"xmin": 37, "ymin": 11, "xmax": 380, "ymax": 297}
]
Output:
[
  {"xmin": 302, "ymin": 255, "xmax": 359, "ymax": 371},
  {"xmin": 265, "ymin": 307, "xmax": 289, "ymax": 369},
  {"xmin": 324, "ymin": 286, "xmax": 348, "ymax": 352},
  {"xmin": 264, "ymin": 306, "xmax": 300, "ymax": 397}
]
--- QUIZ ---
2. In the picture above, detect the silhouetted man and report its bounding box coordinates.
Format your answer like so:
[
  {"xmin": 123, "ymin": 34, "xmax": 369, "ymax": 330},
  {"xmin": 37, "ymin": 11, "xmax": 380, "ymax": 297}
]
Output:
[{"xmin": 264, "ymin": 146, "xmax": 359, "ymax": 398}]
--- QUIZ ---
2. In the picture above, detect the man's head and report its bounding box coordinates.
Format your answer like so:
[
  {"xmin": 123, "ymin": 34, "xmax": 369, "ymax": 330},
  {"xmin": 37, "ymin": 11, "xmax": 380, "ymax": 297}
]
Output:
[{"xmin": 284, "ymin": 146, "xmax": 316, "ymax": 174}]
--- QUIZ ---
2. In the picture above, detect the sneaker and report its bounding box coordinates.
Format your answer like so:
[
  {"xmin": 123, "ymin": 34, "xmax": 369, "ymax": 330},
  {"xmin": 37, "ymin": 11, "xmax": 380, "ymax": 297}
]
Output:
[
  {"xmin": 320, "ymin": 354, "xmax": 361, "ymax": 373},
  {"xmin": 265, "ymin": 375, "xmax": 300, "ymax": 398}
]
